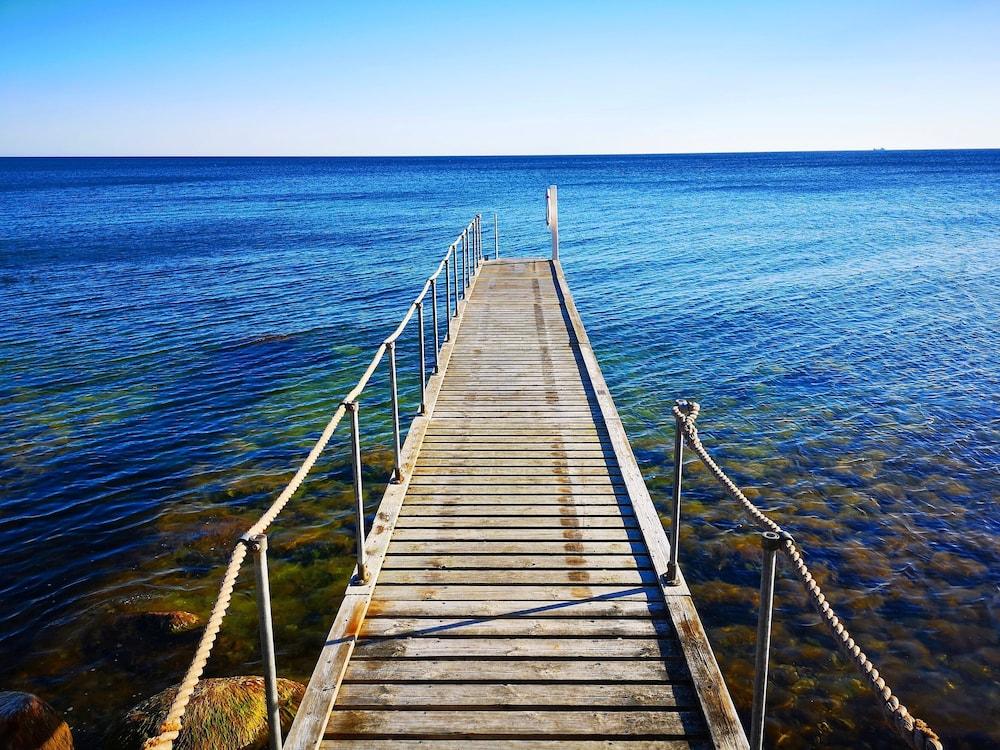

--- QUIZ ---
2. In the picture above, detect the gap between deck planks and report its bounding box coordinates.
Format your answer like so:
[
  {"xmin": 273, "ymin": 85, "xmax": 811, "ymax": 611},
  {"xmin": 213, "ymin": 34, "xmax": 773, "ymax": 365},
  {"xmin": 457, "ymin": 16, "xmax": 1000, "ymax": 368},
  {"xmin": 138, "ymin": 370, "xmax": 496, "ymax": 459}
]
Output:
[{"xmin": 285, "ymin": 259, "xmax": 747, "ymax": 750}]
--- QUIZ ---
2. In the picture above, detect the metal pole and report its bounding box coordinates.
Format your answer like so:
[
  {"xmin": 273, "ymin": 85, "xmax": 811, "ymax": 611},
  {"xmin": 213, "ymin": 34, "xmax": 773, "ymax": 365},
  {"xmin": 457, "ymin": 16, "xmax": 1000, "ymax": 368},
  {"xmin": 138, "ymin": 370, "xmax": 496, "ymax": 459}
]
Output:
[
  {"xmin": 452, "ymin": 243, "xmax": 459, "ymax": 312},
  {"xmin": 417, "ymin": 301, "xmax": 426, "ymax": 414},
  {"xmin": 345, "ymin": 400, "xmax": 367, "ymax": 582},
  {"xmin": 750, "ymin": 531, "xmax": 782, "ymax": 750},
  {"xmin": 667, "ymin": 399, "xmax": 686, "ymax": 584},
  {"xmin": 463, "ymin": 231, "xmax": 469, "ymax": 290},
  {"xmin": 494, "ymin": 213, "xmax": 499, "ymax": 259},
  {"xmin": 388, "ymin": 340, "xmax": 402, "ymax": 482},
  {"xmin": 431, "ymin": 277, "xmax": 440, "ymax": 372},
  {"xmin": 546, "ymin": 185, "xmax": 559, "ymax": 261},
  {"xmin": 476, "ymin": 216, "xmax": 482, "ymax": 268},
  {"xmin": 444, "ymin": 254, "xmax": 452, "ymax": 340},
  {"xmin": 247, "ymin": 534, "xmax": 282, "ymax": 750}
]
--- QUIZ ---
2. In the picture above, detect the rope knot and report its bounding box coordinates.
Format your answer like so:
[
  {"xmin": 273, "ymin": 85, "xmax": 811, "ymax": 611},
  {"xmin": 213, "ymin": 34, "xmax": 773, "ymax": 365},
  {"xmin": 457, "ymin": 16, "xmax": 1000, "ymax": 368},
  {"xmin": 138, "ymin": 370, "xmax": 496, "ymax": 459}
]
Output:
[{"xmin": 672, "ymin": 400, "xmax": 701, "ymax": 437}]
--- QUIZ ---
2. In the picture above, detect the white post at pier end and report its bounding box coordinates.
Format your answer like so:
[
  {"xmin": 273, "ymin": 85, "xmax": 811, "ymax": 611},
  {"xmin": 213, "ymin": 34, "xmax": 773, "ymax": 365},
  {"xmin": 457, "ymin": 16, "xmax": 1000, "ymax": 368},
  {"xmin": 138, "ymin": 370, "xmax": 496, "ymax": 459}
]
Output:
[{"xmin": 546, "ymin": 184, "xmax": 559, "ymax": 261}]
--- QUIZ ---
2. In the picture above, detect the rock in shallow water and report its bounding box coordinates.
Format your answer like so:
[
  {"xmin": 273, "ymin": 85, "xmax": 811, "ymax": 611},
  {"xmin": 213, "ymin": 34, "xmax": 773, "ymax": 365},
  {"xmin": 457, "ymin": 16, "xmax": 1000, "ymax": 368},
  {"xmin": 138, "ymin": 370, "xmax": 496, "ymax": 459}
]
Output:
[
  {"xmin": 113, "ymin": 611, "xmax": 203, "ymax": 638},
  {"xmin": 0, "ymin": 691, "xmax": 73, "ymax": 750},
  {"xmin": 92, "ymin": 610, "xmax": 203, "ymax": 672},
  {"xmin": 110, "ymin": 676, "xmax": 304, "ymax": 750}
]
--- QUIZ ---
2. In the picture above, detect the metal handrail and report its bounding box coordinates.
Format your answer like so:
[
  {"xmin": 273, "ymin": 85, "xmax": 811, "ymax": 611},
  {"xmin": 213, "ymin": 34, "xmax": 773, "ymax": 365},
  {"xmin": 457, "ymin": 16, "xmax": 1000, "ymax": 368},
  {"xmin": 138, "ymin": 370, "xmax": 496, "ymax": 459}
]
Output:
[{"xmin": 144, "ymin": 213, "xmax": 490, "ymax": 750}]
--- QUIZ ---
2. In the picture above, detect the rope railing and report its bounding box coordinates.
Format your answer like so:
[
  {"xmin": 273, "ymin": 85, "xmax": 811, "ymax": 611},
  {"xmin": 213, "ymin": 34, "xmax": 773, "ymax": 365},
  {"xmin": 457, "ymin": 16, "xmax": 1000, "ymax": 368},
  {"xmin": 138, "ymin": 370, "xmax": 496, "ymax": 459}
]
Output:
[
  {"xmin": 143, "ymin": 214, "xmax": 491, "ymax": 750},
  {"xmin": 670, "ymin": 400, "xmax": 943, "ymax": 750}
]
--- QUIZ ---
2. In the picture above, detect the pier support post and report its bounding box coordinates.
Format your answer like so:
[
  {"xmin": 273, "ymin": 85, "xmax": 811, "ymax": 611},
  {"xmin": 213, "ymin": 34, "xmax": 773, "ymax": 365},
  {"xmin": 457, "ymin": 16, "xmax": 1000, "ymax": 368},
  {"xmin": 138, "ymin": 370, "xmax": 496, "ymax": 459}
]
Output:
[
  {"xmin": 388, "ymin": 341, "xmax": 402, "ymax": 482},
  {"xmin": 666, "ymin": 399, "xmax": 687, "ymax": 584},
  {"xmin": 344, "ymin": 400, "xmax": 368, "ymax": 582},
  {"xmin": 750, "ymin": 531, "xmax": 781, "ymax": 750},
  {"xmin": 247, "ymin": 533, "xmax": 283, "ymax": 750}
]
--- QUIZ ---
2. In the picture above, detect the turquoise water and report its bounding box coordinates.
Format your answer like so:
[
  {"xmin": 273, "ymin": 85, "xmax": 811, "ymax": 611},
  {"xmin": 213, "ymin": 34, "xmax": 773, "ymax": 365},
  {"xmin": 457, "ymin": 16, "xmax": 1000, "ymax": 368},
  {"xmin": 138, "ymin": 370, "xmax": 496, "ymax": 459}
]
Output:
[{"xmin": 1, "ymin": 153, "xmax": 998, "ymax": 748}]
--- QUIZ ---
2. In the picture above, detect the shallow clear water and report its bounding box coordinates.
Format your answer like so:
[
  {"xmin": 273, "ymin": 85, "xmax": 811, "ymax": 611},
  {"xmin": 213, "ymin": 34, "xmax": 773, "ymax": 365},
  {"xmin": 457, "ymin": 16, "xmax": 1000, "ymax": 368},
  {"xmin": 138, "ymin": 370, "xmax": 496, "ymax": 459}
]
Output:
[{"xmin": 1, "ymin": 153, "xmax": 998, "ymax": 748}]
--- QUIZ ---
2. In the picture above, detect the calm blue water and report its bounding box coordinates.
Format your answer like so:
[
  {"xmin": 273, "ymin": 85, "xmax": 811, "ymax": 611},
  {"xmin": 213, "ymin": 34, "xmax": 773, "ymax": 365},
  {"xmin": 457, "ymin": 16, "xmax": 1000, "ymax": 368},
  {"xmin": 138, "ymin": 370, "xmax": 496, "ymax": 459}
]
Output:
[{"xmin": 1, "ymin": 153, "xmax": 998, "ymax": 748}]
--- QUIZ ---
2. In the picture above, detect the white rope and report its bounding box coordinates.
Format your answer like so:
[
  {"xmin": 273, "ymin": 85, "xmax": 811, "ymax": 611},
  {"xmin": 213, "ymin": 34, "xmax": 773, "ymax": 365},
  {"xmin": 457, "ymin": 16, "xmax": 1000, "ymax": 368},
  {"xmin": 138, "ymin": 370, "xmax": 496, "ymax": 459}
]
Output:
[
  {"xmin": 143, "ymin": 212, "xmax": 481, "ymax": 749},
  {"xmin": 673, "ymin": 401, "xmax": 943, "ymax": 750}
]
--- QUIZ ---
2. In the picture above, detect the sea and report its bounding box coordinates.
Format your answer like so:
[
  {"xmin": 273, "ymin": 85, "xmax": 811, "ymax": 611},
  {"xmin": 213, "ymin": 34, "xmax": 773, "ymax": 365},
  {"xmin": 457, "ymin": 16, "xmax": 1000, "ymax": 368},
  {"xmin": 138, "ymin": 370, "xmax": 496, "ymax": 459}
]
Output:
[{"xmin": 1, "ymin": 152, "xmax": 998, "ymax": 748}]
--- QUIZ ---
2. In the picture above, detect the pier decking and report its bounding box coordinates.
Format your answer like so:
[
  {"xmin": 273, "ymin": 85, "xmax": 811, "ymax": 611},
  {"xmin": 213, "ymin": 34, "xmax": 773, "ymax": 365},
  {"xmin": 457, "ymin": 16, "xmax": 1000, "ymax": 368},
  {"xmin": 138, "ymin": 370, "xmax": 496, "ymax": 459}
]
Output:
[{"xmin": 285, "ymin": 258, "xmax": 747, "ymax": 749}]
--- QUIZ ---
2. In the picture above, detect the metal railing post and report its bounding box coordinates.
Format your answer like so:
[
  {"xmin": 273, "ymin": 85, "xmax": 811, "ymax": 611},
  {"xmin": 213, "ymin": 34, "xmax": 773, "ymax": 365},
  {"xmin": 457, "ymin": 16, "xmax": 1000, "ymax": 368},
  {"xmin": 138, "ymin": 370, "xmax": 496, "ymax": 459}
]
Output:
[
  {"xmin": 388, "ymin": 341, "xmax": 402, "ymax": 482},
  {"xmin": 417, "ymin": 301, "xmax": 426, "ymax": 414},
  {"xmin": 431, "ymin": 277, "xmax": 440, "ymax": 372},
  {"xmin": 246, "ymin": 533, "xmax": 282, "ymax": 750},
  {"xmin": 750, "ymin": 531, "xmax": 781, "ymax": 750},
  {"xmin": 345, "ymin": 400, "xmax": 368, "ymax": 582},
  {"xmin": 494, "ymin": 213, "xmax": 499, "ymax": 259},
  {"xmin": 444, "ymin": 253, "xmax": 452, "ymax": 340},
  {"xmin": 666, "ymin": 399, "xmax": 687, "ymax": 584},
  {"xmin": 452, "ymin": 243, "xmax": 459, "ymax": 311},
  {"xmin": 463, "ymin": 231, "xmax": 469, "ymax": 290}
]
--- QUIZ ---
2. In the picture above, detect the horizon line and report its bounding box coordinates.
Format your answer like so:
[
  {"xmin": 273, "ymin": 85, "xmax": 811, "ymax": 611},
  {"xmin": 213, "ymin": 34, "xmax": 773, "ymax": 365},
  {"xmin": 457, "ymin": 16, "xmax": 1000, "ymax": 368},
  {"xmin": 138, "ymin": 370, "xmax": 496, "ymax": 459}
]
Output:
[{"xmin": 2, "ymin": 146, "xmax": 999, "ymax": 159}]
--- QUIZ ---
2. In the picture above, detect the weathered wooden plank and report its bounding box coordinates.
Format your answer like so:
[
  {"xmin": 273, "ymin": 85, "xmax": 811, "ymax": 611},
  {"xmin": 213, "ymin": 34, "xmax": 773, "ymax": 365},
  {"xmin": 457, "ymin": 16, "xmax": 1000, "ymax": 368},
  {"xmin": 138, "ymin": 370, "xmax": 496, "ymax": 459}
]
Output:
[
  {"xmin": 376, "ymin": 569, "xmax": 659, "ymax": 585},
  {"xmin": 417, "ymin": 450, "xmax": 619, "ymax": 458},
  {"xmin": 393, "ymin": 515, "xmax": 638, "ymax": 529},
  {"xmin": 397, "ymin": 504, "xmax": 634, "ymax": 516},
  {"xmin": 418, "ymin": 440, "xmax": 613, "ymax": 448},
  {"xmin": 364, "ymin": 598, "xmax": 668, "ymax": 619},
  {"xmin": 341, "ymin": 658, "xmax": 685, "ymax": 683},
  {"xmin": 359, "ymin": 617, "xmax": 672, "ymax": 638},
  {"xmin": 406, "ymin": 477, "xmax": 627, "ymax": 487},
  {"xmin": 389, "ymin": 528, "xmax": 644, "ymax": 542},
  {"xmin": 379, "ymin": 554, "xmax": 650, "ymax": 570},
  {"xmin": 412, "ymin": 467, "xmax": 621, "ymax": 477},
  {"xmin": 321, "ymin": 741, "xmax": 709, "ymax": 750},
  {"xmin": 324, "ymin": 709, "xmax": 704, "ymax": 739},
  {"xmin": 416, "ymin": 457, "xmax": 617, "ymax": 465},
  {"xmin": 351, "ymin": 636, "xmax": 678, "ymax": 659},
  {"xmin": 335, "ymin": 682, "xmax": 696, "ymax": 708},
  {"xmin": 401, "ymin": 492, "xmax": 632, "ymax": 502},
  {"xmin": 386, "ymin": 541, "xmax": 644, "ymax": 555},
  {"xmin": 371, "ymin": 584, "xmax": 662, "ymax": 601}
]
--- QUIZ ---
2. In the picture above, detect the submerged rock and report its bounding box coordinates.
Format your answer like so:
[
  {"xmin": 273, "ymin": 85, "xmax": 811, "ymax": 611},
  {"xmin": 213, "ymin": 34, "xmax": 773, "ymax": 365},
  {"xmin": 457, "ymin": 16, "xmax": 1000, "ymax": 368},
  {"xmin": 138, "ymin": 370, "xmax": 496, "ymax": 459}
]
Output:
[
  {"xmin": 110, "ymin": 676, "xmax": 304, "ymax": 750},
  {"xmin": 97, "ymin": 609, "xmax": 201, "ymax": 651},
  {"xmin": 116, "ymin": 611, "xmax": 203, "ymax": 638},
  {"xmin": 0, "ymin": 691, "xmax": 73, "ymax": 750}
]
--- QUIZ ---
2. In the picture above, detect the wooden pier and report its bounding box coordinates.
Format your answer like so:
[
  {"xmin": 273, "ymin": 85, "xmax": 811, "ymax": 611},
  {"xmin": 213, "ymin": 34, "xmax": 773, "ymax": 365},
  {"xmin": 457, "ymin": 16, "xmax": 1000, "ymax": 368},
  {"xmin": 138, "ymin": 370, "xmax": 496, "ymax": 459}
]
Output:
[{"xmin": 285, "ymin": 258, "xmax": 748, "ymax": 749}]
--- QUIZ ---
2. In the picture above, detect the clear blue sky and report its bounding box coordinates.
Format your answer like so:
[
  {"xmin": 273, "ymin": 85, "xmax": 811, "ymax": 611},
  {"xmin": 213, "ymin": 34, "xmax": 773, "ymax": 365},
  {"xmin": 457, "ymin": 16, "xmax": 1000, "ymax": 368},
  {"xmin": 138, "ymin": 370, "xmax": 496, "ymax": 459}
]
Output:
[{"xmin": 1, "ymin": 0, "xmax": 997, "ymax": 156}]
